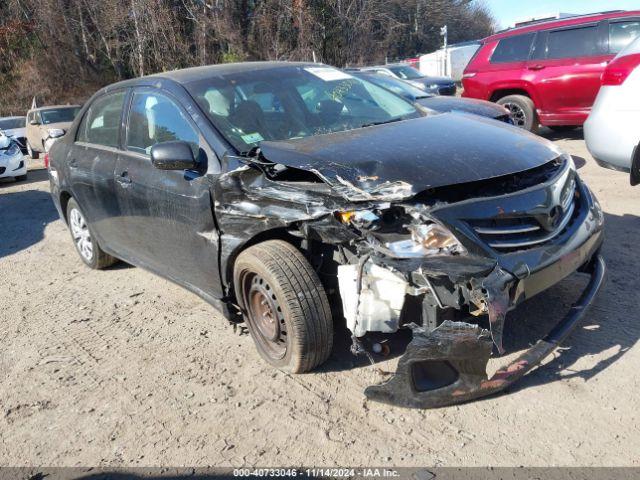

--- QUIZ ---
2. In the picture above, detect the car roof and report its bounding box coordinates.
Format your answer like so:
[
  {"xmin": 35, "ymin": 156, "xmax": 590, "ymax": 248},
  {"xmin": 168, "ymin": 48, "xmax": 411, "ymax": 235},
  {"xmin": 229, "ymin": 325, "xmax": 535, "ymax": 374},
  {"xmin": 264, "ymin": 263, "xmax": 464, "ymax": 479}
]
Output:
[
  {"xmin": 0, "ymin": 115, "xmax": 26, "ymax": 120},
  {"xmin": 485, "ymin": 10, "xmax": 640, "ymax": 42},
  {"xmin": 28, "ymin": 105, "xmax": 81, "ymax": 113},
  {"xmin": 102, "ymin": 61, "xmax": 321, "ymax": 91}
]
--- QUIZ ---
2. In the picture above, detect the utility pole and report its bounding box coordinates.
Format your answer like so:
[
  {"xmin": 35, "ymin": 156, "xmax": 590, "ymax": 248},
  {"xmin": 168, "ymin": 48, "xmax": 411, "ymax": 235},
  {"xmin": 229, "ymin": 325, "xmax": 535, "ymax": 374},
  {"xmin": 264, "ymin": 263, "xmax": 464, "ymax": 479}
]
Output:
[{"xmin": 440, "ymin": 25, "xmax": 448, "ymax": 77}]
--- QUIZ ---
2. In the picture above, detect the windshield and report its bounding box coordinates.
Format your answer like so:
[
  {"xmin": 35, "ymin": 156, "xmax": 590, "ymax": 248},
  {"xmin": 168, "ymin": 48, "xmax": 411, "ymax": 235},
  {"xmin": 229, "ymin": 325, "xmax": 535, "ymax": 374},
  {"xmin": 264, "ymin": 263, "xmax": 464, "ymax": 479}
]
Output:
[
  {"xmin": 186, "ymin": 65, "xmax": 421, "ymax": 153},
  {"xmin": 0, "ymin": 117, "xmax": 25, "ymax": 129},
  {"xmin": 40, "ymin": 107, "xmax": 80, "ymax": 125},
  {"xmin": 360, "ymin": 74, "xmax": 432, "ymax": 100},
  {"xmin": 388, "ymin": 66, "xmax": 423, "ymax": 80}
]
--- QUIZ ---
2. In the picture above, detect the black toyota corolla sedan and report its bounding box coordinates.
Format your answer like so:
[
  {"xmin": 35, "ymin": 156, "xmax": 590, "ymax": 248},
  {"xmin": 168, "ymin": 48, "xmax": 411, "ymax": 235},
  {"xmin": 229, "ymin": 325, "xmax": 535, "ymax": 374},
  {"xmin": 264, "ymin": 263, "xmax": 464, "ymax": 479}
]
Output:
[{"xmin": 48, "ymin": 62, "xmax": 605, "ymax": 408}]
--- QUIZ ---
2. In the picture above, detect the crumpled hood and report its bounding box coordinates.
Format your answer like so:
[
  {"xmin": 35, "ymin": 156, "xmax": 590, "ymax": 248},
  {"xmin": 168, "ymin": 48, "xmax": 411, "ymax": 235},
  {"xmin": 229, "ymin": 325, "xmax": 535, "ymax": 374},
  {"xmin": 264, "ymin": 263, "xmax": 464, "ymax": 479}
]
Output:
[
  {"xmin": 418, "ymin": 96, "xmax": 509, "ymax": 119},
  {"xmin": 259, "ymin": 114, "xmax": 563, "ymax": 201}
]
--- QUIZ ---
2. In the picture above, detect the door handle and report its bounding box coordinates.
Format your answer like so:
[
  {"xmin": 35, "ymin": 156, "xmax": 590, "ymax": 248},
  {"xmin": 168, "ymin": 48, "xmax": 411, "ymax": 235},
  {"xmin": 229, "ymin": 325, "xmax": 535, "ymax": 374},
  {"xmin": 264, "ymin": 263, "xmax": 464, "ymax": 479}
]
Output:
[
  {"xmin": 528, "ymin": 64, "xmax": 546, "ymax": 71},
  {"xmin": 69, "ymin": 158, "xmax": 78, "ymax": 168},
  {"xmin": 116, "ymin": 171, "xmax": 132, "ymax": 186}
]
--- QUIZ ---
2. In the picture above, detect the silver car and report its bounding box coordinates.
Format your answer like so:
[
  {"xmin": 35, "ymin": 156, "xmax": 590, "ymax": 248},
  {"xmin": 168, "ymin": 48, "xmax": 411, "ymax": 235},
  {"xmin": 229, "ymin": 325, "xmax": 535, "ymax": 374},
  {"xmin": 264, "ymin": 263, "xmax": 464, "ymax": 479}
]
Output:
[{"xmin": 585, "ymin": 35, "xmax": 640, "ymax": 185}]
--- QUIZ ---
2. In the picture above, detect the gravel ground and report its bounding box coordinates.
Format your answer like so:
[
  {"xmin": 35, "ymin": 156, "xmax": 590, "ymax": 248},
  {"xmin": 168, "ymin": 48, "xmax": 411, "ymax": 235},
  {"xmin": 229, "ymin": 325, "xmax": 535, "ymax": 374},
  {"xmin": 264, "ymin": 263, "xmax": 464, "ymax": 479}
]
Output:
[{"xmin": 1, "ymin": 130, "xmax": 638, "ymax": 467}]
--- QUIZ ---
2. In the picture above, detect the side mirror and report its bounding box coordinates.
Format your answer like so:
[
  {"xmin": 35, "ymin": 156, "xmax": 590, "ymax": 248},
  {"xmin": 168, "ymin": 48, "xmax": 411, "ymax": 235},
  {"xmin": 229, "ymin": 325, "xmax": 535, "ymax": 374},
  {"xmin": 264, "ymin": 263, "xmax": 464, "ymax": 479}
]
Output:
[
  {"xmin": 30, "ymin": 119, "xmax": 40, "ymax": 126},
  {"xmin": 48, "ymin": 128, "xmax": 65, "ymax": 139},
  {"xmin": 150, "ymin": 141, "xmax": 197, "ymax": 171}
]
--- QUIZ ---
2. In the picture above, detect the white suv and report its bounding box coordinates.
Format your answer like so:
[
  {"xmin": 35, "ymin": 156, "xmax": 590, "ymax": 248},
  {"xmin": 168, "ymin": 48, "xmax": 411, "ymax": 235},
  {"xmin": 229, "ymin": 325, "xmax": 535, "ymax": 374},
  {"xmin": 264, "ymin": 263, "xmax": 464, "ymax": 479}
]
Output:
[{"xmin": 585, "ymin": 35, "xmax": 640, "ymax": 185}]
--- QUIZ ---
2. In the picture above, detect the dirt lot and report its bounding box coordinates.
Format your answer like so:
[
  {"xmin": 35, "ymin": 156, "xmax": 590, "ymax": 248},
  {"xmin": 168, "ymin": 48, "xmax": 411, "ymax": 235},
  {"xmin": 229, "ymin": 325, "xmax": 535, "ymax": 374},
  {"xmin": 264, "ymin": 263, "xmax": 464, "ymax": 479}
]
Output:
[{"xmin": 1, "ymin": 130, "xmax": 639, "ymax": 467}]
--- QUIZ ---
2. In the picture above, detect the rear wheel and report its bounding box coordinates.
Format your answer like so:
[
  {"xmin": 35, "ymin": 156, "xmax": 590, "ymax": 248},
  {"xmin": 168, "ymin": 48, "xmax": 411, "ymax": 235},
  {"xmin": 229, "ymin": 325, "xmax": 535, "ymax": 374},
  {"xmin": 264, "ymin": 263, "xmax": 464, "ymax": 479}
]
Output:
[
  {"xmin": 497, "ymin": 95, "xmax": 538, "ymax": 133},
  {"xmin": 234, "ymin": 240, "xmax": 333, "ymax": 373},
  {"xmin": 27, "ymin": 142, "xmax": 39, "ymax": 159},
  {"xmin": 66, "ymin": 198, "xmax": 117, "ymax": 269}
]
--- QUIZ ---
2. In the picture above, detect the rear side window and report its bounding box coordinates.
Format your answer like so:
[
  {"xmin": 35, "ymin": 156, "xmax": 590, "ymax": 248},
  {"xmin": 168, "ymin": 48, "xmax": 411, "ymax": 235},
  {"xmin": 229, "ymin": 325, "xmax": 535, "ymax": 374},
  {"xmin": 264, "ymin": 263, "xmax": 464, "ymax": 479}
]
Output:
[
  {"xmin": 77, "ymin": 92, "xmax": 126, "ymax": 147},
  {"xmin": 491, "ymin": 33, "xmax": 535, "ymax": 63},
  {"xmin": 546, "ymin": 26, "xmax": 599, "ymax": 59},
  {"xmin": 609, "ymin": 21, "xmax": 640, "ymax": 54},
  {"xmin": 126, "ymin": 91, "xmax": 199, "ymax": 156}
]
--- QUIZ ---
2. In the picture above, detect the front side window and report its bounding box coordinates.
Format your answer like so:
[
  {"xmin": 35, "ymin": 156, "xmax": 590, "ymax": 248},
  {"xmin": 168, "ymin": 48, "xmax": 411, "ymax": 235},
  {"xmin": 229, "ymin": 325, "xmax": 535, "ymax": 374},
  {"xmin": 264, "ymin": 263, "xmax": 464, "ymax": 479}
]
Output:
[
  {"xmin": 491, "ymin": 33, "xmax": 535, "ymax": 63},
  {"xmin": 609, "ymin": 21, "xmax": 640, "ymax": 54},
  {"xmin": 187, "ymin": 66, "xmax": 420, "ymax": 153},
  {"xmin": 40, "ymin": 107, "xmax": 80, "ymax": 125},
  {"xmin": 126, "ymin": 91, "xmax": 199, "ymax": 156},
  {"xmin": 77, "ymin": 92, "xmax": 125, "ymax": 147},
  {"xmin": 546, "ymin": 26, "xmax": 599, "ymax": 59}
]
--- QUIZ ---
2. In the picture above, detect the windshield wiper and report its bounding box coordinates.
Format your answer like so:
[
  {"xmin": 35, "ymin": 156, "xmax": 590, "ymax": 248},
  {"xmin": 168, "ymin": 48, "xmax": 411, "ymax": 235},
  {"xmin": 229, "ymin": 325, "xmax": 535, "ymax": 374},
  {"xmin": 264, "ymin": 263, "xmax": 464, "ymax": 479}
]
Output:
[
  {"xmin": 361, "ymin": 117, "xmax": 404, "ymax": 128},
  {"xmin": 238, "ymin": 146, "xmax": 261, "ymax": 158}
]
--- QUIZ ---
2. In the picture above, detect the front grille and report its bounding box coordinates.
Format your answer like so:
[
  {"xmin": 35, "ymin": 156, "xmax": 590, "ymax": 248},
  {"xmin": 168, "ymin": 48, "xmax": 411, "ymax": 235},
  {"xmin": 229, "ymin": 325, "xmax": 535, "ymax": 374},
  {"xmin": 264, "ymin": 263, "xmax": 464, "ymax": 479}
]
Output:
[{"xmin": 468, "ymin": 175, "xmax": 579, "ymax": 252}]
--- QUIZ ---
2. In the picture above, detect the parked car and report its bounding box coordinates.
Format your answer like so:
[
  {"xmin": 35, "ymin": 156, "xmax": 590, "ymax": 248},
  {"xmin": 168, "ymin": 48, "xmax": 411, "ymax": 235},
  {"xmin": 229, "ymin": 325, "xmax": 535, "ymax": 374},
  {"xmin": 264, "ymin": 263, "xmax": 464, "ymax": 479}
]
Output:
[
  {"xmin": 585, "ymin": 35, "xmax": 640, "ymax": 185},
  {"xmin": 0, "ymin": 133, "xmax": 27, "ymax": 182},
  {"xmin": 350, "ymin": 70, "xmax": 512, "ymax": 123},
  {"xmin": 48, "ymin": 62, "xmax": 605, "ymax": 408},
  {"xmin": 357, "ymin": 64, "xmax": 457, "ymax": 96},
  {"xmin": 462, "ymin": 10, "xmax": 640, "ymax": 132},
  {"xmin": 26, "ymin": 105, "xmax": 81, "ymax": 159},
  {"xmin": 0, "ymin": 116, "xmax": 27, "ymax": 153}
]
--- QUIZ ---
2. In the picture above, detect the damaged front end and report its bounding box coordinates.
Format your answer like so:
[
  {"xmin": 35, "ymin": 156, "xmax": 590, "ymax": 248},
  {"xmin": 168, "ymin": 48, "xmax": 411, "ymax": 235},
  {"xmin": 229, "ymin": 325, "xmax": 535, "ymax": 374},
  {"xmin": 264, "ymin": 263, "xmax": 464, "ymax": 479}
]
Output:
[{"xmin": 217, "ymin": 137, "xmax": 605, "ymax": 408}]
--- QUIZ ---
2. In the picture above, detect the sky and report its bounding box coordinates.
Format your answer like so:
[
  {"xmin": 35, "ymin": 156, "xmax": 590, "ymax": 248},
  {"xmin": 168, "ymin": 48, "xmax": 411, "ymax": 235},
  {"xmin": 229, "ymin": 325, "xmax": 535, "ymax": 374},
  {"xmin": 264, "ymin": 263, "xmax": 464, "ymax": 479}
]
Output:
[{"xmin": 483, "ymin": 0, "xmax": 640, "ymax": 29}]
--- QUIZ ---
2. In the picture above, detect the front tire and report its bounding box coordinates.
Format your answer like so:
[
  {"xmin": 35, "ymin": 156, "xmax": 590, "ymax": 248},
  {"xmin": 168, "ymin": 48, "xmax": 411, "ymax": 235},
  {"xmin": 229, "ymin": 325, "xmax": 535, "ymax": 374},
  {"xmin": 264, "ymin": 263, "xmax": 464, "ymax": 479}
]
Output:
[
  {"xmin": 27, "ymin": 142, "xmax": 39, "ymax": 159},
  {"xmin": 66, "ymin": 198, "xmax": 117, "ymax": 269},
  {"xmin": 15, "ymin": 174, "xmax": 27, "ymax": 182},
  {"xmin": 497, "ymin": 95, "xmax": 539, "ymax": 133},
  {"xmin": 234, "ymin": 240, "xmax": 333, "ymax": 374}
]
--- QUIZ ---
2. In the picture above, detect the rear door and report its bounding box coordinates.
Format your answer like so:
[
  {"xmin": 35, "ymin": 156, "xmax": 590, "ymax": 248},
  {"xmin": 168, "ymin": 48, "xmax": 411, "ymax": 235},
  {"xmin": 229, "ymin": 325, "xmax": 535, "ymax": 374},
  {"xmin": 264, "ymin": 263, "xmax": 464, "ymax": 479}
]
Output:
[
  {"xmin": 114, "ymin": 88, "xmax": 222, "ymax": 297},
  {"xmin": 526, "ymin": 22, "xmax": 609, "ymax": 123},
  {"xmin": 68, "ymin": 90, "xmax": 129, "ymax": 250},
  {"xmin": 480, "ymin": 32, "xmax": 536, "ymax": 97}
]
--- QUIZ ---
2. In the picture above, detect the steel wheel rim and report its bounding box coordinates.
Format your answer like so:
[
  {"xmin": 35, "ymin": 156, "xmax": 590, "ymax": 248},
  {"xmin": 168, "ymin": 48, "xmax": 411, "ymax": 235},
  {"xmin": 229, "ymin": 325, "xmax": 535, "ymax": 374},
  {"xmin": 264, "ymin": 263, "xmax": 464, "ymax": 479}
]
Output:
[
  {"xmin": 69, "ymin": 208, "xmax": 94, "ymax": 262},
  {"xmin": 503, "ymin": 102, "xmax": 527, "ymax": 127},
  {"xmin": 243, "ymin": 273, "xmax": 287, "ymax": 359}
]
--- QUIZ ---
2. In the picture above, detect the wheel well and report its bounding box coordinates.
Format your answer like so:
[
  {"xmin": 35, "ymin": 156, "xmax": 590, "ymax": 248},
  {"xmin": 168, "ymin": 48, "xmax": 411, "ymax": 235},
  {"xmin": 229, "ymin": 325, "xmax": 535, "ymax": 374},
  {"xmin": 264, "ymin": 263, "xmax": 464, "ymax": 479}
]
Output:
[
  {"xmin": 59, "ymin": 191, "xmax": 72, "ymax": 224},
  {"xmin": 490, "ymin": 89, "xmax": 531, "ymax": 103}
]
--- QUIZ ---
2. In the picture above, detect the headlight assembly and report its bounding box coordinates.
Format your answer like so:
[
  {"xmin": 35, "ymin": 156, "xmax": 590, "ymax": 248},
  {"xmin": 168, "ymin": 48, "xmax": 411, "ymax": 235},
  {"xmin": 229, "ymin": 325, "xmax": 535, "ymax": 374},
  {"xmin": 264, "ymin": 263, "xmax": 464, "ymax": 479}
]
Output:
[
  {"xmin": 2, "ymin": 143, "xmax": 21, "ymax": 157},
  {"xmin": 384, "ymin": 223, "xmax": 467, "ymax": 258},
  {"xmin": 337, "ymin": 208, "xmax": 466, "ymax": 259}
]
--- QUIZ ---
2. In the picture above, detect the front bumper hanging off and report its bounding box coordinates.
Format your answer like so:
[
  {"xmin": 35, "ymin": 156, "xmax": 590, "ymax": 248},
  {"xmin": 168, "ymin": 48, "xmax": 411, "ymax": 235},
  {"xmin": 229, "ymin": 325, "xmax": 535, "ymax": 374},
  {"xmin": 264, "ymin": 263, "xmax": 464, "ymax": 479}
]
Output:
[{"xmin": 364, "ymin": 255, "xmax": 606, "ymax": 409}]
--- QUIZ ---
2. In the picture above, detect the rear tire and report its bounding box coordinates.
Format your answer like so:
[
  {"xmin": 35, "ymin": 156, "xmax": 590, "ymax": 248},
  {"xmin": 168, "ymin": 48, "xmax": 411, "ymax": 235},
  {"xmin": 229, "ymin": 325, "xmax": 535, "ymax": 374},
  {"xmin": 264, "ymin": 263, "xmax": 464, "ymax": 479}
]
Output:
[
  {"xmin": 497, "ymin": 95, "xmax": 538, "ymax": 133},
  {"xmin": 66, "ymin": 198, "xmax": 117, "ymax": 269},
  {"xmin": 234, "ymin": 240, "xmax": 333, "ymax": 374},
  {"xmin": 27, "ymin": 142, "xmax": 39, "ymax": 159}
]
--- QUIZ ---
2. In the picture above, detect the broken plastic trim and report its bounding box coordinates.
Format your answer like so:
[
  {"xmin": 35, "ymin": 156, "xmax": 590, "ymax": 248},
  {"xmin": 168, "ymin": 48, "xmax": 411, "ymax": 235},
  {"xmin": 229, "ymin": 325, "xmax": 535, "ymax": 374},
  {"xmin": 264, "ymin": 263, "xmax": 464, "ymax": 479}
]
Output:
[{"xmin": 364, "ymin": 255, "xmax": 606, "ymax": 409}]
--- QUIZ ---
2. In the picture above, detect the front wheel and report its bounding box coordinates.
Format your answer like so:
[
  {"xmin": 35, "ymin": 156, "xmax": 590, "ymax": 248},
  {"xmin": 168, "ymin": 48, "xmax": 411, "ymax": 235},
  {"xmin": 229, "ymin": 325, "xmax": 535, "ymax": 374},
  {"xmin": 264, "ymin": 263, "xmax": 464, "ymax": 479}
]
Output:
[
  {"xmin": 66, "ymin": 198, "xmax": 117, "ymax": 269},
  {"xmin": 234, "ymin": 240, "xmax": 333, "ymax": 374},
  {"xmin": 15, "ymin": 174, "xmax": 27, "ymax": 182},
  {"xmin": 497, "ymin": 95, "xmax": 539, "ymax": 133}
]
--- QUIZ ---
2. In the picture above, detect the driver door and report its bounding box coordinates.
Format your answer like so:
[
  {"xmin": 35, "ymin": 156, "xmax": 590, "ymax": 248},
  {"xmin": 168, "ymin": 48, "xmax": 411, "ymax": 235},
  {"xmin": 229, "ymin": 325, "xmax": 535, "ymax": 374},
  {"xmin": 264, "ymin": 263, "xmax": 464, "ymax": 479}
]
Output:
[{"xmin": 115, "ymin": 88, "xmax": 221, "ymax": 297}]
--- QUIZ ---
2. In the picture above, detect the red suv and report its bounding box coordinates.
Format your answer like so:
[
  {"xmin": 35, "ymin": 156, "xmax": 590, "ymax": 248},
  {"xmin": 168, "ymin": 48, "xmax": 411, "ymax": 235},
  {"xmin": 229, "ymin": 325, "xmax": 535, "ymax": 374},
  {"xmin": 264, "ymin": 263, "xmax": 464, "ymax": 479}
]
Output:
[{"xmin": 462, "ymin": 10, "xmax": 640, "ymax": 132}]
